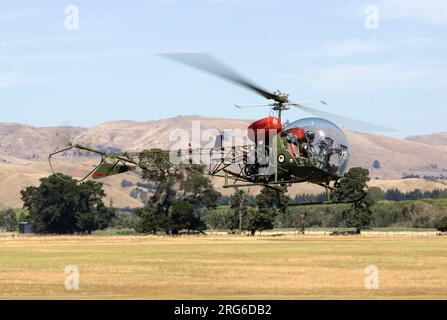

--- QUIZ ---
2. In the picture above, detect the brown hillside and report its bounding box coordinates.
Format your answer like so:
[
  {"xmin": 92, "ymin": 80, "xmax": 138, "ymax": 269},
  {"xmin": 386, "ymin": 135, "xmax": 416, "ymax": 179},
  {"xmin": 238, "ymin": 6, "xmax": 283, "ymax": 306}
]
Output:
[
  {"xmin": 346, "ymin": 130, "xmax": 447, "ymax": 179},
  {"xmin": 1, "ymin": 156, "xmax": 445, "ymax": 210},
  {"xmin": 406, "ymin": 132, "xmax": 447, "ymax": 147},
  {"xmin": 1, "ymin": 116, "xmax": 446, "ymax": 184},
  {"xmin": 0, "ymin": 156, "xmax": 144, "ymax": 210},
  {"xmin": 0, "ymin": 123, "xmax": 86, "ymax": 160}
]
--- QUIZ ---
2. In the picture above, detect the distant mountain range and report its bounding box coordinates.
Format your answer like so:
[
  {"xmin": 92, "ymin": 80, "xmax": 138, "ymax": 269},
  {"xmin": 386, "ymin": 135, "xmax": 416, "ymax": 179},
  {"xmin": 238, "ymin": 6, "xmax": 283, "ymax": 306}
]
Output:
[
  {"xmin": 1, "ymin": 115, "xmax": 446, "ymax": 179},
  {"xmin": 0, "ymin": 116, "xmax": 445, "ymax": 209}
]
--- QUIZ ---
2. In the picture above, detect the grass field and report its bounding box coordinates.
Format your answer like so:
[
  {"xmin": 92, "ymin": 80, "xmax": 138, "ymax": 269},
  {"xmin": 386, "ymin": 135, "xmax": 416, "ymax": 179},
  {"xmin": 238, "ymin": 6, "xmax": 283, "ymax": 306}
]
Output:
[{"xmin": 1, "ymin": 234, "xmax": 447, "ymax": 299}]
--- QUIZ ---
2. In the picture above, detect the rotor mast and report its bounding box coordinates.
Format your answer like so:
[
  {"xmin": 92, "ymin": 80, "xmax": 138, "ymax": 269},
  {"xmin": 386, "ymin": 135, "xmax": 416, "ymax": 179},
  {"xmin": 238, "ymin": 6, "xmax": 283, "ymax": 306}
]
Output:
[{"xmin": 271, "ymin": 90, "xmax": 290, "ymax": 124}]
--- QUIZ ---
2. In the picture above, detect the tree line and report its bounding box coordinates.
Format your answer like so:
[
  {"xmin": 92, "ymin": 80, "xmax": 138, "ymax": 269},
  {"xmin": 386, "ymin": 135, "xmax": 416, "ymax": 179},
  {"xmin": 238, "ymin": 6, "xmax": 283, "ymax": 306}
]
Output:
[
  {"xmin": 2, "ymin": 154, "xmax": 447, "ymax": 234},
  {"xmin": 292, "ymin": 187, "xmax": 447, "ymax": 203}
]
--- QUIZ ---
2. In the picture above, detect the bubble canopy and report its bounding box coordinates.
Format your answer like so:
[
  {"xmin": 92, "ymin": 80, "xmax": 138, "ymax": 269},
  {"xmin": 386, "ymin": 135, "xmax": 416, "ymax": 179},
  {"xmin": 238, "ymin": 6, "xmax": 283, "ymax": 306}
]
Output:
[{"xmin": 285, "ymin": 117, "xmax": 350, "ymax": 177}]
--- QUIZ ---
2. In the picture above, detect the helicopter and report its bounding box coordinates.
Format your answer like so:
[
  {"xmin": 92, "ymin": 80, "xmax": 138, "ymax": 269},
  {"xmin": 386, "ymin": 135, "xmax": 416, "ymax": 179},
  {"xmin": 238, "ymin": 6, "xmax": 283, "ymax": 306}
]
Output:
[{"xmin": 49, "ymin": 53, "xmax": 391, "ymax": 206}]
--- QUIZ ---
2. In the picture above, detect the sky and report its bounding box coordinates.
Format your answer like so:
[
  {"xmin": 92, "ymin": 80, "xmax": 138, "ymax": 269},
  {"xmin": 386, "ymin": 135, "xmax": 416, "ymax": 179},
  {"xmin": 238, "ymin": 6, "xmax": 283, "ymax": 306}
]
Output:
[{"xmin": 0, "ymin": 0, "xmax": 446, "ymax": 137}]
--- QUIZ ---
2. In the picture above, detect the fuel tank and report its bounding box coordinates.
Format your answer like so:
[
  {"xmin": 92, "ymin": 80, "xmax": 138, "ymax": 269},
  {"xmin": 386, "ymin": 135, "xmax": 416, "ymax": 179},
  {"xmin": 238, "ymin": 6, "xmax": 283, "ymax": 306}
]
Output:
[{"xmin": 248, "ymin": 116, "xmax": 282, "ymax": 142}]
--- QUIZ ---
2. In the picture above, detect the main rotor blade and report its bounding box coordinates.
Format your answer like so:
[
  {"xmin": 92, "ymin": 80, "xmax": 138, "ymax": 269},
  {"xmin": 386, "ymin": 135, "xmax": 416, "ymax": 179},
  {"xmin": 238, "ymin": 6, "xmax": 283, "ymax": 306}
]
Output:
[
  {"xmin": 235, "ymin": 104, "xmax": 274, "ymax": 109},
  {"xmin": 291, "ymin": 101, "xmax": 327, "ymax": 107},
  {"xmin": 160, "ymin": 53, "xmax": 278, "ymax": 101},
  {"xmin": 290, "ymin": 103, "xmax": 394, "ymax": 132}
]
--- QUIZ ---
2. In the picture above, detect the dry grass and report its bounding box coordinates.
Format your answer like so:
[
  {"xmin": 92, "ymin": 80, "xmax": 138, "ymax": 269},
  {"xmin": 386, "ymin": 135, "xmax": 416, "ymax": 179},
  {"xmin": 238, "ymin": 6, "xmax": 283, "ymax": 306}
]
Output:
[{"xmin": 1, "ymin": 234, "xmax": 447, "ymax": 300}]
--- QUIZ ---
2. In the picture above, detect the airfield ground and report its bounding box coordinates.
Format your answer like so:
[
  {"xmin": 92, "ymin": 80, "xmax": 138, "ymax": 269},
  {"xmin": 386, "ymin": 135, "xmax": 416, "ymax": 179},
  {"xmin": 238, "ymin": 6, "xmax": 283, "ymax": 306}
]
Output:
[{"xmin": 1, "ymin": 234, "xmax": 447, "ymax": 299}]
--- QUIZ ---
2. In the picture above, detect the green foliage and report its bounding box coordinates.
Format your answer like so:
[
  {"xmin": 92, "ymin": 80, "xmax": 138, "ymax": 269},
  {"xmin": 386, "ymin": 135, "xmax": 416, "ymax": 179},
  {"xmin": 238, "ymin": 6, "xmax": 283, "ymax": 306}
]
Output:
[
  {"xmin": 436, "ymin": 216, "xmax": 447, "ymax": 232},
  {"xmin": 279, "ymin": 199, "xmax": 447, "ymax": 229},
  {"xmin": 247, "ymin": 186, "xmax": 289, "ymax": 235},
  {"xmin": 373, "ymin": 199, "xmax": 447, "ymax": 228},
  {"xmin": 203, "ymin": 207, "xmax": 234, "ymax": 230},
  {"xmin": 368, "ymin": 187, "xmax": 385, "ymax": 202},
  {"xmin": 135, "ymin": 155, "xmax": 220, "ymax": 234},
  {"xmin": 385, "ymin": 188, "xmax": 447, "ymax": 201},
  {"xmin": 216, "ymin": 195, "xmax": 257, "ymax": 207},
  {"xmin": 135, "ymin": 206, "xmax": 169, "ymax": 234},
  {"xmin": 293, "ymin": 193, "xmax": 327, "ymax": 204},
  {"xmin": 246, "ymin": 208, "xmax": 275, "ymax": 235},
  {"xmin": 17, "ymin": 208, "xmax": 30, "ymax": 222},
  {"xmin": 110, "ymin": 210, "xmax": 141, "ymax": 229},
  {"xmin": 300, "ymin": 187, "xmax": 447, "ymax": 204},
  {"xmin": 256, "ymin": 186, "xmax": 289, "ymax": 214},
  {"xmin": 0, "ymin": 209, "xmax": 19, "ymax": 231},
  {"xmin": 92, "ymin": 228, "xmax": 138, "ymax": 236},
  {"xmin": 170, "ymin": 200, "xmax": 205, "ymax": 234},
  {"xmin": 332, "ymin": 167, "xmax": 370, "ymax": 202},
  {"xmin": 228, "ymin": 189, "xmax": 251, "ymax": 231},
  {"xmin": 200, "ymin": 188, "xmax": 221, "ymax": 210},
  {"xmin": 332, "ymin": 167, "xmax": 374, "ymax": 231},
  {"xmin": 182, "ymin": 173, "xmax": 221, "ymax": 210},
  {"xmin": 280, "ymin": 205, "xmax": 348, "ymax": 229},
  {"xmin": 20, "ymin": 174, "xmax": 115, "ymax": 234},
  {"xmin": 204, "ymin": 187, "xmax": 289, "ymax": 234}
]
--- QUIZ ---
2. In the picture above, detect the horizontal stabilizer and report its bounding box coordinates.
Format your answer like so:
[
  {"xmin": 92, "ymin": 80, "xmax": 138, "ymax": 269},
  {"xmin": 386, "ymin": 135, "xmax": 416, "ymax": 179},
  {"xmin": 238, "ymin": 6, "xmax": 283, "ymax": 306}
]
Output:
[{"xmin": 92, "ymin": 163, "xmax": 136, "ymax": 179}]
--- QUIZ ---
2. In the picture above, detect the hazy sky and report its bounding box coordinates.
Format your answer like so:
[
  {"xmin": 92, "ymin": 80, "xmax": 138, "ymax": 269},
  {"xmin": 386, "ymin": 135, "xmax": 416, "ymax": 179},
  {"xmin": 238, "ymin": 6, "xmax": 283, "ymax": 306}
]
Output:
[{"xmin": 1, "ymin": 0, "xmax": 446, "ymax": 137}]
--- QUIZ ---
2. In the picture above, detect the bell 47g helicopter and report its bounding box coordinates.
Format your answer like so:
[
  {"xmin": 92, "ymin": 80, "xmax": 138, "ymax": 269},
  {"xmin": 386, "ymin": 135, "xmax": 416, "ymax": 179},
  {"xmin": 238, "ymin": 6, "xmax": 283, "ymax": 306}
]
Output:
[{"xmin": 49, "ymin": 53, "xmax": 391, "ymax": 206}]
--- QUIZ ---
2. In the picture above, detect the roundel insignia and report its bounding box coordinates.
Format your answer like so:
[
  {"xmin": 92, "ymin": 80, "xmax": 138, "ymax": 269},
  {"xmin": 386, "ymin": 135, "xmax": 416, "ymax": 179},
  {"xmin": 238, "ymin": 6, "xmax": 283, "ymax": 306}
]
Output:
[{"xmin": 278, "ymin": 154, "xmax": 285, "ymax": 163}]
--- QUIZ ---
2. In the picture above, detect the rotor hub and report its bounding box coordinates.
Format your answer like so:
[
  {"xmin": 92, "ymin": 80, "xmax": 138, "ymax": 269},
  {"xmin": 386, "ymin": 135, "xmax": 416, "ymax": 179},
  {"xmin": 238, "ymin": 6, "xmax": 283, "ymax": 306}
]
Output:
[{"xmin": 273, "ymin": 90, "xmax": 289, "ymax": 104}]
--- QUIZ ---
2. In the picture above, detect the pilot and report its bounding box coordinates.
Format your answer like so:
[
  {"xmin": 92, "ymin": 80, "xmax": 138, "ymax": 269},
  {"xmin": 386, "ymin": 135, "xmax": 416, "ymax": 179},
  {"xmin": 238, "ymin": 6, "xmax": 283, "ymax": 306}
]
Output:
[
  {"xmin": 305, "ymin": 131, "xmax": 315, "ymax": 144},
  {"xmin": 316, "ymin": 136, "xmax": 343, "ymax": 174},
  {"xmin": 299, "ymin": 131, "xmax": 316, "ymax": 159},
  {"xmin": 286, "ymin": 132, "xmax": 299, "ymax": 146}
]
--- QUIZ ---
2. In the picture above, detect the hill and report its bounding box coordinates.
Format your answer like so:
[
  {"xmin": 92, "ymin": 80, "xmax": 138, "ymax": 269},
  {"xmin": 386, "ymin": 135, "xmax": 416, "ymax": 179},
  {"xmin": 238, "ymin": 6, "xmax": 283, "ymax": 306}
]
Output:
[
  {"xmin": 0, "ymin": 123, "xmax": 86, "ymax": 160},
  {"xmin": 3, "ymin": 116, "xmax": 445, "ymax": 179},
  {"xmin": 0, "ymin": 116, "xmax": 446, "ymax": 209},
  {"xmin": 1, "ymin": 156, "xmax": 445, "ymax": 210},
  {"xmin": 406, "ymin": 132, "xmax": 447, "ymax": 147},
  {"xmin": 0, "ymin": 156, "xmax": 143, "ymax": 210},
  {"xmin": 347, "ymin": 130, "xmax": 447, "ymax": 179}
]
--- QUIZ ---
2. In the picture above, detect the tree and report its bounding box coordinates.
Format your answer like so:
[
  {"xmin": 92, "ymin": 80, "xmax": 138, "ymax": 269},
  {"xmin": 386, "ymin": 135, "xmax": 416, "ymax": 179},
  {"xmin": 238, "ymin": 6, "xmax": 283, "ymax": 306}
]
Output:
[
  {"xmin": 203, "ymin": 207, "xmax": 234, "ymax": 230},
  {"xmin": 296, "ymin": 211, "xmax": 308, "ymax": 234},
  {"xmin": 368, "ymin": 187, "xmax": 385, "ymax": 202},
  {"xmin": 135, "ymin": 206, "xmax": 169, "ymax": 234},
  {"xmin": 111, "ymin": 210, "xmax": 141, "ymax": 229},
  {"xmin": 182, "ymin": 173, "xmax": 221, "ymax": 210},
  {"xmin": 385, "ymin": 188, "xmax": 406, "ymax": 201},
  {"xmin": 332, "ymin": 167, "xmax": 374, "ymax": 233},
  {"xmin": 436, "ymin": 216, "xmax": 447, "ymax": 232},
  {"xmin": 244, "ymin": 186, "xmax": 289, "ymax": 235},
  {"xmin": 20, "ymin": 174, "xmax": 115, "ymax": 234},
  {"xmin": 229, "ymin": 189, "xmax": 250, "ymax": 232},
  {"xmin": 169, "ymin": 200, "xmax": 204, "ymax": 234},
  {"xmin": 0, "ymin": 209, "xmax": 19, "ymax": 231},
  {"xmin": 256, "ymin": 186, "xmax": 289, "ymax": 214},
  {"xmin": 246, "ymin": 208, "xmax": 275, "ymax": 236},
  {"xmin": 135, "ymin": 151, "xmax": 220, "ymax": 235}
]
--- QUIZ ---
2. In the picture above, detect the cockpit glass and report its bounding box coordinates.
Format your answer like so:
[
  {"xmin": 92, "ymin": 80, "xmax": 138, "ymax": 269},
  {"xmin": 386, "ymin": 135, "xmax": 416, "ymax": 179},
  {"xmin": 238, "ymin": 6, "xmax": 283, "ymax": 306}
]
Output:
[{"xmin": 285, "ymin": 117, "xmax": 350, "ymax": 177}]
